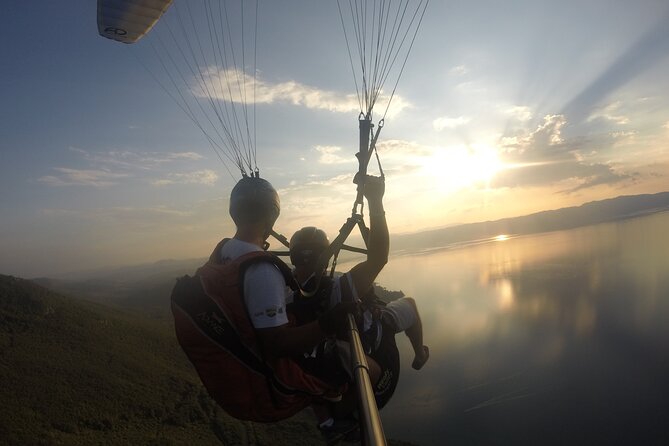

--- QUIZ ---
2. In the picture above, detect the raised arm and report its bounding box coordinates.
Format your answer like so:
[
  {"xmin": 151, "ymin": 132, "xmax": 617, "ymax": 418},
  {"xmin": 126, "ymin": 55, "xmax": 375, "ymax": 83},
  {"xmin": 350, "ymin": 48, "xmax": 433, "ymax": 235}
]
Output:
[{"xmin": 349, "ymin": 175, "xmax": 389, "ymax": 296}]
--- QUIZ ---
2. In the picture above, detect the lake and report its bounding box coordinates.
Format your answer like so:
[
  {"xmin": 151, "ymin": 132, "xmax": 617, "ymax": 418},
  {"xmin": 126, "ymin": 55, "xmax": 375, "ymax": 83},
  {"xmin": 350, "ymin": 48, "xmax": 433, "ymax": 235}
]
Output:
[{"xmin": 362, "ymin": 211, "xmax": 669, "ymax": 445}]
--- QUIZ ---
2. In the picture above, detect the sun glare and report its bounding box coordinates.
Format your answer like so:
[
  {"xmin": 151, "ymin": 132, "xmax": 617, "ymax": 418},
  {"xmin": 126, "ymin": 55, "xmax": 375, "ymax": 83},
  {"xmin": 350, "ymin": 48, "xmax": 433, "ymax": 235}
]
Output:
[
  {"xmin": 495, "ymin": 234, "xmax": 509, "ymax": 241},
  {"xmin": 420, "ymin": 144, "xmax": 503, "ymax": 192}
]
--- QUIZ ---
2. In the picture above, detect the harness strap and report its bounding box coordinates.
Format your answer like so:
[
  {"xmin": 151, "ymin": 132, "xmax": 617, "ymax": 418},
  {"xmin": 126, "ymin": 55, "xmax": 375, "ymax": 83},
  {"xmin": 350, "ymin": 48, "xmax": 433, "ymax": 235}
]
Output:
[
  {"xmin": 208, "ymin": 238, "xmax": 298, "ymax": 290},
  {"xmin": 171, "ymin": 275, "xmax": 300, "ymax": 397}
]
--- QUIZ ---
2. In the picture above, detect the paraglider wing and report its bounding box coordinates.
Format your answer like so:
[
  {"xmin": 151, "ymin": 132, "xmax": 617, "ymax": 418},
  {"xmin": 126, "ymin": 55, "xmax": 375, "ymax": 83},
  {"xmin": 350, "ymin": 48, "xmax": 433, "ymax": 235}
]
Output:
[{"xmin": 97, "ymin": 0, "xmax": 173, "ymax": 44}]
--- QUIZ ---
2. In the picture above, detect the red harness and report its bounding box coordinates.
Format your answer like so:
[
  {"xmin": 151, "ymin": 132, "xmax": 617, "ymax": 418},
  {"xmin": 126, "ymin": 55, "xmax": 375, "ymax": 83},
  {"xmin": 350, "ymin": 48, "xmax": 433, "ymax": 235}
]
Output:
[{"xmin": 171, "ymin": 239, "xmax": 335, "ymax": 422}]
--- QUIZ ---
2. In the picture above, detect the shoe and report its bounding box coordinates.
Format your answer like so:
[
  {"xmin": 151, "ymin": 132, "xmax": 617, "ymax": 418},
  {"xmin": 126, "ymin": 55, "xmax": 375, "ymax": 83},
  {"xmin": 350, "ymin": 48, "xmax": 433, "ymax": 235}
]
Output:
[
  {"xmin": 341, "ymin": 426, "xmax": 361, "ymax": 443},
  {"xmin": 320, "ymin": 389, "xmax": 343, "ymax": 403},
  {"xmin": 412, "ymin": 345, "xmax": 430, "ymax": 370},
  {"xmin": 318, "ymin": 417, "xmax": 359, "ymax": 445}
]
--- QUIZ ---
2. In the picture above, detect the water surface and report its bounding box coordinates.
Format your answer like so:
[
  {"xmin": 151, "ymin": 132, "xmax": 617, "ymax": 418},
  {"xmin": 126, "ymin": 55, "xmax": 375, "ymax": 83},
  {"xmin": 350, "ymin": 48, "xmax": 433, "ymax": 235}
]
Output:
[{"xmin": 366, "ymin": 212, "xmax": 669, "ymax": 445}]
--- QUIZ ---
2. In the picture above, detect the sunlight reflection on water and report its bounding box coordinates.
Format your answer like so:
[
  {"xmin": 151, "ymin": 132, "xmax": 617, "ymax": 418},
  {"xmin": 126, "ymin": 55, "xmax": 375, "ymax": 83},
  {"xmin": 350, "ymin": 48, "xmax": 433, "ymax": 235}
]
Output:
[{"xmin": 351, "ymin": 212, "xmax": 669, "ymax": 445}]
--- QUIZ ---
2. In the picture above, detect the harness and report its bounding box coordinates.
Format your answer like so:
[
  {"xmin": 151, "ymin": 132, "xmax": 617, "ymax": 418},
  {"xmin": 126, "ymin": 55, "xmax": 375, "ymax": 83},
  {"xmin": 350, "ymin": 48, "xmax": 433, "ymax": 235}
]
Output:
[
  {"xmin": 288, "ymin": 275, "xmax": 334, "ymax": 326},
  {"xmin": 358, "ymin": 290, "xmax": 400, "ymax": 410},
  {"xmin": 289, "ymin": 278, "xmax": 400, "ymax": 409},
  {"xmin": 171, "ymin": 239, "xmax": 336, "ymax": 422}
]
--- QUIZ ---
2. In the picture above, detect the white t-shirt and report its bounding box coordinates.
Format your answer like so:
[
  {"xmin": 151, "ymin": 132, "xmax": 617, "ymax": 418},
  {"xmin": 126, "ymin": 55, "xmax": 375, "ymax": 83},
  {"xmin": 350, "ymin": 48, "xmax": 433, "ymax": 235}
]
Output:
[{"xmin": 220, "ymin": 238, "xmax": 290, "ymax": 329}]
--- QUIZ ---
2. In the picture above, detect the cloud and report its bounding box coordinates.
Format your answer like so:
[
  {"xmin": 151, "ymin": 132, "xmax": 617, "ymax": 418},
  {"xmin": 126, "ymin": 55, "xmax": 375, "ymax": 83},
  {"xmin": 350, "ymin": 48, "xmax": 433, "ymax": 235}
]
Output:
[
  {"xmin": 39, "ymin": 148, "xmax": 214, "ymax": 189},
  {"xmin": 494, "ymin": 114, "xmax": 631, "ymax": 192},
  {"xmin": 454, "ymin": 81, "xmax": 487, "ymax": 95},
  {"xmin": 164, "ymin": 152, "xmax": 204, "ymax": 161},
  {"xmin": 587, "ymin": 101, "xmax": 630, "ymax": 125},
  {"xmin": 196, "ymin": 68, "xmax": 410, "ymax": 117},
  {"xmin": 531, "ymin": 115, "xmax": 566, "ymax": 148},
  {"xmin": 500, "ymin": 115, "xmax": 567, "ymax": 158},
  {"xmin": 275, "ymin": 173, "xmax": 359, "ymax": 233},
  {"xmin": 37, "ymin": 168, "xmax": 129, "ymax": 187},
  {"xmin": 433, "ymin": 116, "xmax": 471, "ymax": 131},
  {"xmin": 151, "ymin": 170, "xmax": 219, "ymax": 186},
  {"xmin": 315, "ymin": 146, "xmax": 353, "ymax": 165},
  {"xmin": 450, "ymin": 65, "xmax": 469, "ymax": 76},
  {"xmin": 70, "ymin": 147, "xmax": 204, "ymax": 170},
  {"xmin": 561, "ymin": 164, "xmax": 631, "ymax": 193},
  {"xmin": 280, "ymin": 173, "xmax": 354, "ymax": 192},
  {"xmin": 610, "ymin": 130, "xmax": 636, "ymax": 140},
  {"xmin": 504, "ymin": 106, "xmax": 533, "ymax": 122},
  {"xmin": 377, "ymin": 139, "xmax": 431, "ymax": 157},
  {"xmin": 42, "ymin": 206, "xmax": 193, "ymax": 220}
]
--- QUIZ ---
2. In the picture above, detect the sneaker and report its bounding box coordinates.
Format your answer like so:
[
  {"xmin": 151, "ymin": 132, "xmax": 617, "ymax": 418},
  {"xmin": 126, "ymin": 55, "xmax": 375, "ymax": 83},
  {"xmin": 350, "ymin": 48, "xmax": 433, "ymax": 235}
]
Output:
[
  {"xmin": 340, "ymin": 426, "xmax": 361, "ymax": 443},
  {"xmin": 318, "ymin": 382, "xmax": 350, "ymax": 403},
  {"xmin": 318, "ymin": 417, "xmax": 359, "ymax": 445},
  {"xmin": 319, "ymin": 389, "xmax": 343, "ymax": 403}
]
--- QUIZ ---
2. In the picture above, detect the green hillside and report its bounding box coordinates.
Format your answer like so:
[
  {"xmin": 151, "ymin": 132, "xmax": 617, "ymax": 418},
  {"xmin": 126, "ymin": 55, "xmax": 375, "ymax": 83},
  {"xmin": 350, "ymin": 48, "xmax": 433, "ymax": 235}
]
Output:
[{"xmin": 0, "ymin": 275, "xmax": 324, "ymax": 445}]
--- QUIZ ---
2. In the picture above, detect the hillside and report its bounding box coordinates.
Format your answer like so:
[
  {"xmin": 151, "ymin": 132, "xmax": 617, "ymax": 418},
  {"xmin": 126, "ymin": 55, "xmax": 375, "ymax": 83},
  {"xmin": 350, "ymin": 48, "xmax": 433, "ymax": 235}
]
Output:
[
  {"xmin": 0, "ymin": 275, "xmax": 326, "ymax": 445},
  {"xmin": 0, "ymin": 275, "xmax": 418, "ymax": 445}
]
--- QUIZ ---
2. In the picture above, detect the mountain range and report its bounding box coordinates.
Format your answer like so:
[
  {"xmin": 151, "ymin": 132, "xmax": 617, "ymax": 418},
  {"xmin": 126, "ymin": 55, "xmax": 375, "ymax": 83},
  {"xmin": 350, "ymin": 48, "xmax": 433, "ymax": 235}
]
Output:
[
  {"xmin": 390, "ymin": 191, "xmax": 669, "ymax": 254},
  {"xmin": 36, "ymin": 191, "xmax": 669, "ymax": 285}
]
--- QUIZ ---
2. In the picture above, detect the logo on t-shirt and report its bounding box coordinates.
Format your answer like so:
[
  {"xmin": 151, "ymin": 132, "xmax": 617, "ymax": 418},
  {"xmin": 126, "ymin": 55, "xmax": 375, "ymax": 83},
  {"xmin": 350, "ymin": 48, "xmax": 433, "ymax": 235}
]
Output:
[{"xmin": 264, "ymin": 306, "xmax": 284, "ymax": 318}]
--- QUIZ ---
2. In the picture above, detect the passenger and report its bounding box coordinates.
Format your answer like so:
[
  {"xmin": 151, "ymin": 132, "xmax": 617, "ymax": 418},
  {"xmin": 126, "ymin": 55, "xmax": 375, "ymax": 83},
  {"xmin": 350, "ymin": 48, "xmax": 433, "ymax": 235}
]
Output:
[{"xmin": 288, "ymin": 175, "xmax": 429, "ymax": 438}]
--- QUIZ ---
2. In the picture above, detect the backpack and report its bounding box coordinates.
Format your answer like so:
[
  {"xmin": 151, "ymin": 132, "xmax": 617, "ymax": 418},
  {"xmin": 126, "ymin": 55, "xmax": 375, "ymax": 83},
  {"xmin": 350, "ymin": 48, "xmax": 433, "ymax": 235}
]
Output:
[{"xmin": 171, "ymin": 239, "xmax": 336, "ymax": 422}]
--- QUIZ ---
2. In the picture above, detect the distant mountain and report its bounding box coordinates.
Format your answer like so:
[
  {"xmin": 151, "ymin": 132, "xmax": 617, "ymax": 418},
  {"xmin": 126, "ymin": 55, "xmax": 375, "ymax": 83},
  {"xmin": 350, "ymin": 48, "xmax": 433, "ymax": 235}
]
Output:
[
  {"xmin": 36, "ymin": 191, "xmax": 669, "ymax": 286},
  {"xmin": 38, "ymin": 257, "xmax": 204, "ymax": 285},
  {"xmin": 32, "ymin": 258, "xmax": 206, "ymax": 318},
  {"xmin": 34, "ymin": 192, "xmax": 669, "ymax": 310},
  {"xmin": 392, "ymin": 191, "xmax": 669, "ymax": 254}
]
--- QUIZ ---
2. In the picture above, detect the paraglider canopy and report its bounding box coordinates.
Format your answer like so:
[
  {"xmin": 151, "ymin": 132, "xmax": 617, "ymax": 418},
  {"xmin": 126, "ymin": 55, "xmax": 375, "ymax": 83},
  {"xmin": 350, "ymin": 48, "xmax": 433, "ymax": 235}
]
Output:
[{"xmin": 98, "ymin": 0, "xmax": 173, "ymax": 44}]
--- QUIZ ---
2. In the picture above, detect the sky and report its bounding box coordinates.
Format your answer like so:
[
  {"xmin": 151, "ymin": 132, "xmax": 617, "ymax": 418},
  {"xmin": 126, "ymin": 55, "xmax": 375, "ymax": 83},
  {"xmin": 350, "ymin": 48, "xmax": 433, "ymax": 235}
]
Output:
[{"xmin": 2, "ymin": 0, "xmax": 669, "ymax": 278}]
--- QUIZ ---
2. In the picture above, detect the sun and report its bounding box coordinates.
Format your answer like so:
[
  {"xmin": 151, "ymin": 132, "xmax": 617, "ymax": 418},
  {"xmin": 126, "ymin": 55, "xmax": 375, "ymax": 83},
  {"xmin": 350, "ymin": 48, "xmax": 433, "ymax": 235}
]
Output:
[{"xmin": 421, "ymin": 144, "xmax": 504, "ymax": 192}]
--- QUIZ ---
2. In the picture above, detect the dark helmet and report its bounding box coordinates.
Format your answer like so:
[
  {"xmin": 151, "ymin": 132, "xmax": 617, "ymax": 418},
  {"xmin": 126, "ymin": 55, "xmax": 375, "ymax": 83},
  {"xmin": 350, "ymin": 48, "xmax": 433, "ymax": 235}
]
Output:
[
  {"xmin": 289, "ymin": 226, "xmax": 329, "ymax": 267},
  {"xmin": 229, "ymin": 176, "xmax": 280, "ymax": 228}
]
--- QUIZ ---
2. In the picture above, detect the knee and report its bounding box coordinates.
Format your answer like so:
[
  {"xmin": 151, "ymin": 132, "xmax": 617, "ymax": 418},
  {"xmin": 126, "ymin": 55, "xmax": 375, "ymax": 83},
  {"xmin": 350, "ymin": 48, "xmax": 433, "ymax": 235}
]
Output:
[{"xmin": 367, "ymin": 356, "xmax": 381, "ymax": 386}]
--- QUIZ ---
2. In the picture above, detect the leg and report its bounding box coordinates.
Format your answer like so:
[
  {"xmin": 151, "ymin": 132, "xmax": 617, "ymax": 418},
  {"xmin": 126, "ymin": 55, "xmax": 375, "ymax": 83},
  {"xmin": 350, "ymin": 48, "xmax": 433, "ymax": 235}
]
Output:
[
  {"xmin": 383, "ymin": 297, "xmax": 429, "ymax": 370},
  {"xmin": 311, "ymin": 402, "xmax": 331, "ymax": 425},
  {"xmin": 367, "ymin": 354, "xmax": 381, "ymax": 386},
  {"xmin": 403, "ymin": 298, "xmax": 429, "ymax": 370}
]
